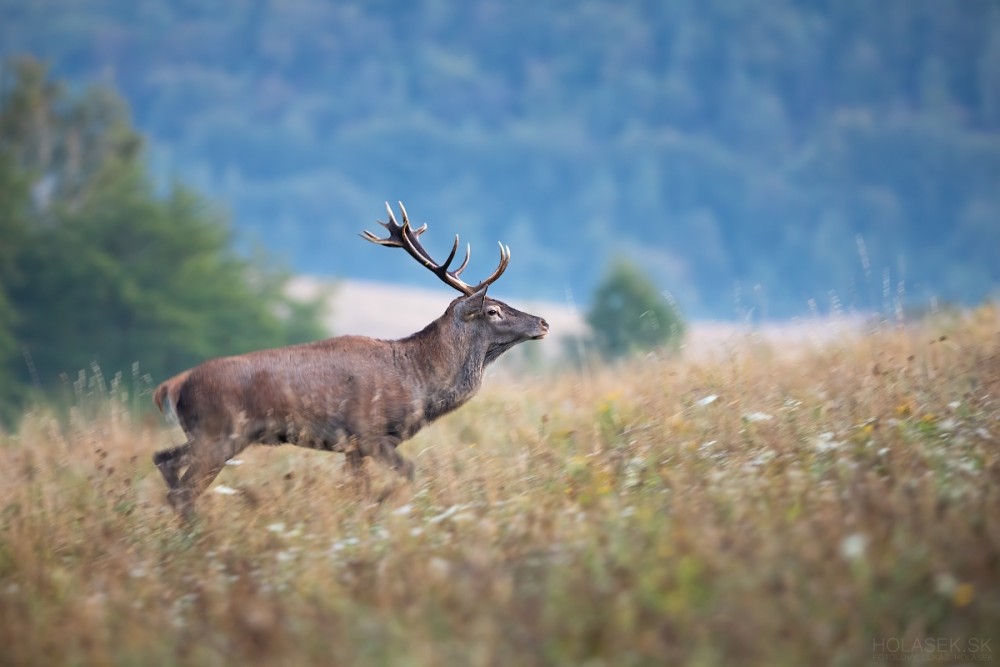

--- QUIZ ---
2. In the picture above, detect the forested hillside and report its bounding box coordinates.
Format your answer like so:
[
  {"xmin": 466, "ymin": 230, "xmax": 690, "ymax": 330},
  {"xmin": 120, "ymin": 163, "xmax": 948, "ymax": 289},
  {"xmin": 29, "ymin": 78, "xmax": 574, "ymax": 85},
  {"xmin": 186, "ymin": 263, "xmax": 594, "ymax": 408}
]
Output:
[{"xmin": 2, "ymin": 0, "xmax": 999, "ymax": 317}]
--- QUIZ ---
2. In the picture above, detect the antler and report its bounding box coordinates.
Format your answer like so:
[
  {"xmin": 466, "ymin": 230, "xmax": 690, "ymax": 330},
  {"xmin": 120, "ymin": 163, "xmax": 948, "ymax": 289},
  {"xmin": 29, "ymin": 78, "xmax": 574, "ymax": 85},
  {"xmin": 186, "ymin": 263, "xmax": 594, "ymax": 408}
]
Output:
[{"xmin": 361, "ymin": 202, "xmax": 510, "ymax": 296}]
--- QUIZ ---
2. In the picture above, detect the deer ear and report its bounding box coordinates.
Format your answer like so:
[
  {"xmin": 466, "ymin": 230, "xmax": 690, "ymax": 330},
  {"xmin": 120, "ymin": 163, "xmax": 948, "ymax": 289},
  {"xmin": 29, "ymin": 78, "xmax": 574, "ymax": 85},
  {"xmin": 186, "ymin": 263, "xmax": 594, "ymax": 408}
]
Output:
[{"xmin": 457, "ymin": 288, "xmax": 489, "ymax": 321}]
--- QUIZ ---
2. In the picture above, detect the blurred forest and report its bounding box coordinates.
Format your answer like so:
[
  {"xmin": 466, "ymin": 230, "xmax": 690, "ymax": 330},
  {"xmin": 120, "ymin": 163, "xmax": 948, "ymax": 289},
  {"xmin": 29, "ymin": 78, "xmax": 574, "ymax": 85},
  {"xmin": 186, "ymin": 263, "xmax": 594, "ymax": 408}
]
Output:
[
  {"xmin": 1, "ymin": 0, "xmax": 999, "ymax": 320},
  {"xmin": 0, "ymin": 59, "xmax": 326, "ymax": 419}
]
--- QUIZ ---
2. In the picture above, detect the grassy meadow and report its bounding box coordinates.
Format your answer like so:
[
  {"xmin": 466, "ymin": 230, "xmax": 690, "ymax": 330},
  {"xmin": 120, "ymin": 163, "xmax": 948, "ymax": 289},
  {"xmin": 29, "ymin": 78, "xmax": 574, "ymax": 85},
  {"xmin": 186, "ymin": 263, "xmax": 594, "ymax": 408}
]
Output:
[{"xmin": 1, "ymin": 307, "xmax": 998, "ymax": 666}]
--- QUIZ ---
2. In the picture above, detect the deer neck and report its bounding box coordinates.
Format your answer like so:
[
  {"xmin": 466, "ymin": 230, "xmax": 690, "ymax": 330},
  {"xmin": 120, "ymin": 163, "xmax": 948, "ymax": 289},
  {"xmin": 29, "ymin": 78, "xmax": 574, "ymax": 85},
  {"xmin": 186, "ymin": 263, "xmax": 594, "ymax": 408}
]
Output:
[{"xmin": 394, "ymin": 318, "xmax": 488, "ymax": 419}]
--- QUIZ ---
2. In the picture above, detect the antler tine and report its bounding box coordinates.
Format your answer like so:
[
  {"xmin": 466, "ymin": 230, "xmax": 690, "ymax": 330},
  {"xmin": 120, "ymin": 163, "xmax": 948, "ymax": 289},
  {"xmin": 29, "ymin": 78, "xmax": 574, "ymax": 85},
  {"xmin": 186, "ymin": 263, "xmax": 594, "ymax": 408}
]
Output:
[
  {"xmin": 460, "ymin": 242, "xmax": 509, "ymax": 294},
  {"xmin": 361, "ymin": 202, "xmax": 405, "ymax": 247},
  {"xmin": 453, "ymin": 242, "xmax": 471, "ymax": 277},
  {"xmin": 396, "ymin": 201, "xmax": 428, "ymax": 236},
  {"xmin": 440, "ymin": 234, "xmax": 461, "ymax": 271}
]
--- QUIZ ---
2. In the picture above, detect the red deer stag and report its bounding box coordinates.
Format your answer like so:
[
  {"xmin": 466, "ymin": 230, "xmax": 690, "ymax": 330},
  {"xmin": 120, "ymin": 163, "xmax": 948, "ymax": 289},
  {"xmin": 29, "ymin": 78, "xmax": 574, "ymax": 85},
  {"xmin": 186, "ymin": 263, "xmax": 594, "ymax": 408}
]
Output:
[{"xmin": 152, "ymin": 203, "xmax": 549, "ymax": 518}]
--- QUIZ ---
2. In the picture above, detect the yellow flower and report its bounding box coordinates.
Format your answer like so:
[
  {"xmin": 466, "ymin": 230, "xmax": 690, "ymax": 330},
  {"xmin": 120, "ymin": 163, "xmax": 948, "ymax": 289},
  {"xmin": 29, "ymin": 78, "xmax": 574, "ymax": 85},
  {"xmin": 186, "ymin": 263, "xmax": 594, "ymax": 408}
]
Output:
[{"xmin": 953, "ymin": 583, "xmax": 974, "ymax": 607}]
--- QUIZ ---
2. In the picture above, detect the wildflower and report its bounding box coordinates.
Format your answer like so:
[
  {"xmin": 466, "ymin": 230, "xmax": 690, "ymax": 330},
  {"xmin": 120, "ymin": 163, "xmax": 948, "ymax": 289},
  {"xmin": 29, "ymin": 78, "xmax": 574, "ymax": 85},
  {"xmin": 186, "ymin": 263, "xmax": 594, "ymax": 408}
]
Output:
[
  {"xmin": 696, "ymin": 394, "xmax": 718, "ymax": 407},
  {"xmin": 934, "ymin": 572, "xmax": 957, "ymax": 595},
  {"xmin": 213, "ymin": 485, "xmax": 239, "ymax": 496},
  {"xmin": 428, "ymin": 557, "xmax": 451, "ymax": 581},
  {"xmin": 428, "ymin": 505, "xmax": 462, "ymax": 524},
  {"xmin": 812, "ymin": 432, "xmax": 842, "ymax": 453},
  {"xmin": 937, "ymin": 418, "xmax": 957, "ymax": 432},
  {"xmin": 939, "ymin": 576, "xmax": 978, "ymax": 610},
  {"xmin": 744, "ymin": 412, "xmax": 774, "ymax": 423},
  {"xmin": 953, "ymin": 583, "xmax": 974, "ymax": 607},
  {"xmin": 839, "ymin": 532, "xmax": 867, "ymax": 561},
  {"xmin": 392, "ymin": 503, "xmax": 413, "ymax": 517},
  {"xmin": 747, "ymin": 449, "xmax": 776, "ymax": 468}
]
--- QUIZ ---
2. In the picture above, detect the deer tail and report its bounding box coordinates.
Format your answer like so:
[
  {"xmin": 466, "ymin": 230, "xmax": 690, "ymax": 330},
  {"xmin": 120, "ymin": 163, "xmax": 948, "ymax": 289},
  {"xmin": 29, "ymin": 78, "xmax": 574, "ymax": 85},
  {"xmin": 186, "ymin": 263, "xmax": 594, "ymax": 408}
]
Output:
[
  {"xmin": 153, "ymin": 383, "xmax": 170, "ymax": 413},
  {"xmin": 153, "ymin": 370, "xmax": 192, "ymax": 419}
]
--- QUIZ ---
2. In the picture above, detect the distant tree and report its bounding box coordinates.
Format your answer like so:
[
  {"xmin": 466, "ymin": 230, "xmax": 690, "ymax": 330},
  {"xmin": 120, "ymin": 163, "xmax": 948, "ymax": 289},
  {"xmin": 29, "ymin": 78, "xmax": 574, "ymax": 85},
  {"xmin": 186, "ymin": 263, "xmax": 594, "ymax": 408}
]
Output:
[
  {"xmin": 586, "ymin": 258, "xmax": 684, "ymax": 360},
  {"xmin": 0, "ymin": 57, "xmax": 327, "ymax": 418},
  {"xmin": 0, "ymin": 152, "xmax": 29, "ymax": 419}
]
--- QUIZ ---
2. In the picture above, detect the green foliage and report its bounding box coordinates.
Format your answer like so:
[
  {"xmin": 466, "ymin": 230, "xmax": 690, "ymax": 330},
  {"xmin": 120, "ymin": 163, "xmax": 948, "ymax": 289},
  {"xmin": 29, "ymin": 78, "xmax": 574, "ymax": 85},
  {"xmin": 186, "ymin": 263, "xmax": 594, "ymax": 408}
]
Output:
[
  {"xmin": 0, "ymin": 152, "xmax": 29, "ymax": 417},
  {"xmin": 0, "ymin": 58, "xmax": 326, "ymax": 418},
  {"xmin": 586, "ymin": 258, "xmax": 684, "ymax": 360}
]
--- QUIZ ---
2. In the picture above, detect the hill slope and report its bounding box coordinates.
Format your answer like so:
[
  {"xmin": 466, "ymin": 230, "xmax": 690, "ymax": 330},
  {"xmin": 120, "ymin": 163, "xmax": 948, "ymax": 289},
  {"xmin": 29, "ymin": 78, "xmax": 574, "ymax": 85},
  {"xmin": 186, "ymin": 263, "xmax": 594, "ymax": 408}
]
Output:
[{"xmin": 2, "ymin": 1, "xmax": 999, "ymax": 316}]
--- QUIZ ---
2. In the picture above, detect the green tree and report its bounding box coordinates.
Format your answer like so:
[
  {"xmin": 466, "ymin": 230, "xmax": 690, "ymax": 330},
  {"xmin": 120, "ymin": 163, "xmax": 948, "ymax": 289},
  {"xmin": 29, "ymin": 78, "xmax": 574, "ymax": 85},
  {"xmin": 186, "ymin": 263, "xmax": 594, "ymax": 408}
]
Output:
[
  {"xmin": 586, "ymin": 258, "xmax": 684, "ymax": 360},
  {"xmin": 0, "ymin": 57, "xmax": 327, "ymax": 418},
  {"xmin": 0, "ymin": 152, "xmax": 30, "ymax": 417}
]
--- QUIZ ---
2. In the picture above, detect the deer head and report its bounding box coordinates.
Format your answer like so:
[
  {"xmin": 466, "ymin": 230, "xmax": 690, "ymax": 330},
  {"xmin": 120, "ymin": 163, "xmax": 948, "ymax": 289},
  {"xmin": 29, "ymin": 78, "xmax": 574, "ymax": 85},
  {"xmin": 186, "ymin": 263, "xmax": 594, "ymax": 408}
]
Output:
[{"xmin": 362, "ymin": 202, "xmax": 549, "ymax": 364}]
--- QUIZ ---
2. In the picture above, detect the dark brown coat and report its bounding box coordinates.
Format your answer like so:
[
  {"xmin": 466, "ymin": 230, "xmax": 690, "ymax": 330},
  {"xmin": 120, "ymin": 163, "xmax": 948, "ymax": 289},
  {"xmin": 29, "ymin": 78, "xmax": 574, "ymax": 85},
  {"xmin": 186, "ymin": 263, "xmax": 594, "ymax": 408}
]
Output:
[{"xmin": 153, "ymin": 288, "xmax": 547, "ymax": 517}]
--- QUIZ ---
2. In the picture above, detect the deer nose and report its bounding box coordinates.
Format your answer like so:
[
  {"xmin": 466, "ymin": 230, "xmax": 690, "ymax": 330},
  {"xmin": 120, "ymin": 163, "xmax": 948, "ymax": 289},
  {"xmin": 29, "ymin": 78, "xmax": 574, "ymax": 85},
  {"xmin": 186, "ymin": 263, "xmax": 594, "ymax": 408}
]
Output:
[{"xmin": 540, "ymin": 318, "xmax": 549, "ymax": 332}]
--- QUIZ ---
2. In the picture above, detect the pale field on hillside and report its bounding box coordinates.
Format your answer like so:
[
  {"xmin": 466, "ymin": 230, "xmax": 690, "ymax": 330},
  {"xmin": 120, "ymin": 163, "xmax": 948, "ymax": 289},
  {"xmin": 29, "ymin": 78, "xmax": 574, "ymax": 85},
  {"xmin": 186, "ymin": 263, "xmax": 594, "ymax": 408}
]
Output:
[
  {"xmin": 289, "ymin": 276, "xmax": 864, "ymax": 360},
  {"xmin": 0, "ymin": 301, "xmax": 996, "ymax": 666}
]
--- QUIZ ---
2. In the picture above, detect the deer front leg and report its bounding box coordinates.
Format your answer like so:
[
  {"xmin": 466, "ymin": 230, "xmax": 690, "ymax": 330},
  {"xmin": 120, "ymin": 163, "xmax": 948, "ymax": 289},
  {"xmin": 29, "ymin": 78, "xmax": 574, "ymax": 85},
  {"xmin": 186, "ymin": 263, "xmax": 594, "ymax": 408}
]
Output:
[
  {"xmin": 371, "ymin": 436, "xmax": 415, "ymax": 481},
  {"xmin": 344, "ymin": 446, "xmax": 370, "ymax": 495}
]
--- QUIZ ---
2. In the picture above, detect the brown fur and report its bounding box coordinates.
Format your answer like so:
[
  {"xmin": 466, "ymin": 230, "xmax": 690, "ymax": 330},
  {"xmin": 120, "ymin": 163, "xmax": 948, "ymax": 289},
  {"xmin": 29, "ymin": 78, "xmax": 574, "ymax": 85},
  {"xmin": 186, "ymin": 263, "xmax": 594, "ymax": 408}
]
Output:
[
  {"xmin": 153, "ymin": 369, "xmax": 192, "ymax": 414},
  {"xmin": 152, "ymin": 290, "xmax": 547, "ymax": 519}
]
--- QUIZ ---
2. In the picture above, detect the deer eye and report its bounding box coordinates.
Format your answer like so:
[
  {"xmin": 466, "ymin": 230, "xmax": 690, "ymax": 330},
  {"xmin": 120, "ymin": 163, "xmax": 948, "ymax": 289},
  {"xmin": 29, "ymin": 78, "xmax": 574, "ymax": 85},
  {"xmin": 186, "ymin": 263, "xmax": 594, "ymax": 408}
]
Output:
[{"xmin": 486, "ymin": 307, "xmax": 500, "ymax": 318}]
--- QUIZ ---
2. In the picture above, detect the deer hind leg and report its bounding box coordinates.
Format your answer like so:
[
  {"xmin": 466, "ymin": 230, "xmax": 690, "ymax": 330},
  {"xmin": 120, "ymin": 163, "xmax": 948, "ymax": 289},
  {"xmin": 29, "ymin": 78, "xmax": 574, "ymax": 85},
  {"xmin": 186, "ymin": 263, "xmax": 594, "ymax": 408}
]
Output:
[
  {"xmin": 168, "ymin": 437, "xmax": 245, "ymax": 520},
  {"xmin": 153, "ymin": 442, "xmax": 191, "ymax": 489}
]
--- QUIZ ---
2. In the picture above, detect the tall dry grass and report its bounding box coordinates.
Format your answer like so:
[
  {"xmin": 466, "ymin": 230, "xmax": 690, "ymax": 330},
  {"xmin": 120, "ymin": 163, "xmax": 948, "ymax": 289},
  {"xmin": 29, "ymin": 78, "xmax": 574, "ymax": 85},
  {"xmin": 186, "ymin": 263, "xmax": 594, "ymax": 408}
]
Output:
[{"xmin": 1, "ymin": 307, "xmax": 998, "ymax": 666}]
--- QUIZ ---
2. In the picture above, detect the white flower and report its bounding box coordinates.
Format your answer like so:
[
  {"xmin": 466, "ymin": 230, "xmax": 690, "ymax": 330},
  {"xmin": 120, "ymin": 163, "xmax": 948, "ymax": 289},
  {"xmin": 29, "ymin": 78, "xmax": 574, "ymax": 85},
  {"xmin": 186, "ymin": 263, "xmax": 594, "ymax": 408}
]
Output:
[
  {"xmin": 744, "ymin": 412, "xmax": 774, "ymax": 422},
  {"xmin": 428, "ymin": 505, "xmax": 463, "ymax": 524},
  {"xmin": 213, "ymin": 485, "xmax": 238, "ymax": 495},
  {"xmin": 696, "ymin": 394, "xmax": 719, "ymax": 407},
  {"xmin": 812, "ymin": 432, "xmax": 842, "ymax": 453},
  {"xmin": 392, "ymin": 503, "xmax": 413, "ymax": 516},
  {"xmin": 840, "ymin": 533, "xmax": 867, "ymax": 561},
  {"xmin": 934, "ymin": 572, "xmax": 958, "ymax": 595},
  {"xmin": 747, "ymin": 449, "xmax": 776, "ymax": 468}
]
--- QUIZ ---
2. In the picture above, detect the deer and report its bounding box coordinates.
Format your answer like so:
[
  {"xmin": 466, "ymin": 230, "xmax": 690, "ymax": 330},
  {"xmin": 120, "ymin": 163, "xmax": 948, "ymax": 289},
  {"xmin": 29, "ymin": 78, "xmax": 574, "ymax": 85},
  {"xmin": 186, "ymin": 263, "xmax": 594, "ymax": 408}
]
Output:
[{"xmin": 151, "ymin": 202, "xmax": 549, "ymax": 519}]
